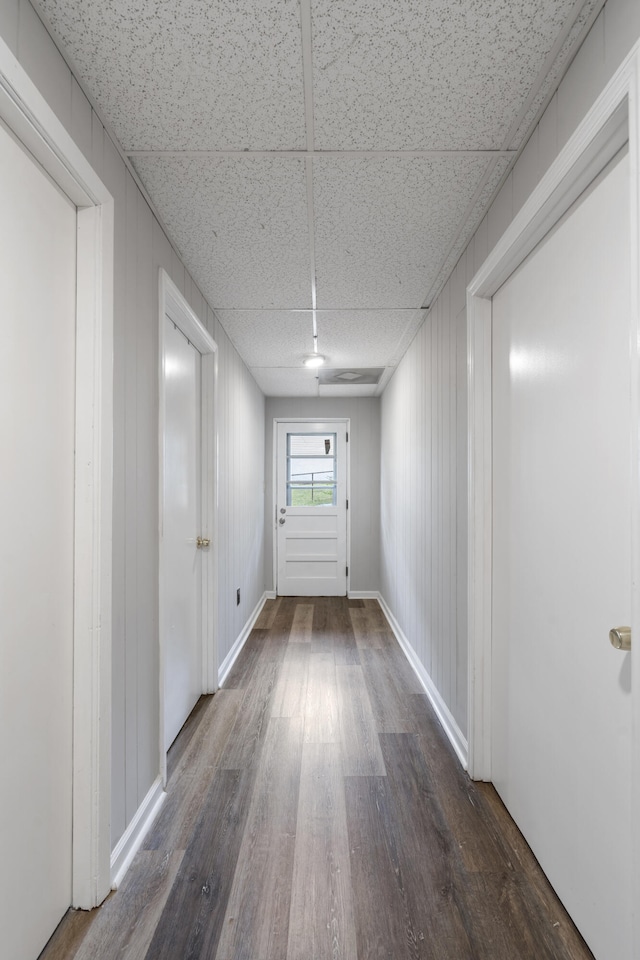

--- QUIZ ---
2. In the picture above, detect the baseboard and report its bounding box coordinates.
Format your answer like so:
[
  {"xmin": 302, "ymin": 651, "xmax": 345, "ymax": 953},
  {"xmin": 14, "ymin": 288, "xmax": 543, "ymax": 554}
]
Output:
[
  {"xmin": 377, "ymin": 593, "xmax": 469, "ymax": 770},
  {"xmin": 347, "ymin": 590, "xmax": 380, "ymax": 599},
  {"xmin": 218, "ymin": 591, "xmax": 268, "ymax": 687},
  {"xmin": 110, "ymin": 775, "xmax": 165, "ymax": 889},
  {"xmin": 264, "ymin": 590, "xmax": 277, "ymax": 600}
]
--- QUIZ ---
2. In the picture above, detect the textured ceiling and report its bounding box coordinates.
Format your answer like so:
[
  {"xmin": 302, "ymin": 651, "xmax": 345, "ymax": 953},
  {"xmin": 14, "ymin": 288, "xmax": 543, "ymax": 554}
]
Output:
[
  {"xmin": 313, "ymin": 156, "xmax": 490, "ymax": 308},
  {"xmin": 134, "ymin": 156, "xmax": 311, "ymax": 308},
  {"xmin": 37, "ymin": 0, "xmax": 603, "ymax": 396},
  {"xmin": 311, "ymin": 0, "xmax": 577, "ymax": 150},
  {"xmin": 37, "ymin": 0, "xmax": 307, "ymax": 149}
]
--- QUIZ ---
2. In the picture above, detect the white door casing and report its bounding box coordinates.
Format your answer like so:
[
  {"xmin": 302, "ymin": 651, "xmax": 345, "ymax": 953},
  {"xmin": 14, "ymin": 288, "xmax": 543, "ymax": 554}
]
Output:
[
  {"xmin": 159, "ymin": 271, "xmax": 218, "ymax": 780},
  {"xmin": 467, "ymin": 42, "xmax": 640, "ymax": 960},
  {"xmin": 0, "ymin": 37, "xmax": 114, "ymax": 909},
  {"xmin": 275, "ymin": 420, "xmax": 348, "ymax": 597}
]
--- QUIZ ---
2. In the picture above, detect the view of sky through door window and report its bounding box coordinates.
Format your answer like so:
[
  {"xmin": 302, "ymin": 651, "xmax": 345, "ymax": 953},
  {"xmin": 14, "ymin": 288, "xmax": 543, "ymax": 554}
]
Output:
[{"xmin": 286, "ymin": 433, "xmax": 337, "ymax": 506}]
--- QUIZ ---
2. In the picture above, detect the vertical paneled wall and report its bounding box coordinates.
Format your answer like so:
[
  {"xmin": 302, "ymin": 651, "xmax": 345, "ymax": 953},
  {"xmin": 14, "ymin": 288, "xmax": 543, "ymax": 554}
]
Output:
[
  {"xmin": 379, "ymin": 0, "xmax": 640, "ymax": 741},
  {"xmin": 215, "ymin": 328, "xmax": 266, "ymax": 668},
  {"xmin": 264, "ymin": 398, "xmax": 381, "ymax": 594},
  {"xmin": 381, "ymin": 281, "xmax": 469, "ymax": 734},
  {"xmin": 0, "ymin": 0, "xmax": 265, "ymax": 850}
]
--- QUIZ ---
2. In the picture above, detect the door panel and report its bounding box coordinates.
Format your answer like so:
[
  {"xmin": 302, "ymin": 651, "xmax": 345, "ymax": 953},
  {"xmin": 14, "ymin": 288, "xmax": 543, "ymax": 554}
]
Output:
[
  {"xmin": 162, "ymin": 317, "xmax": 202, "ymax": 750},
  {"xmin": 0, "ymin": 124, "xmax": 76, "ymax": 959},
  {"xmin": 276, "ymin": 422, "xmax": 347, "ymax": 596},
  {"xmin": 491, "ymin": 148, "xmax": 632, "ymax": 960}
]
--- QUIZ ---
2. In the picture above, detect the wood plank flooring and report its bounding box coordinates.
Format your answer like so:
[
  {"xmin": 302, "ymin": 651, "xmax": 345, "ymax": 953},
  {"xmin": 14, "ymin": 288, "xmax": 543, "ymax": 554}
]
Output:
[{"xmin": 40, "ymin": 597, "xmax": 594, "ymax": 960}]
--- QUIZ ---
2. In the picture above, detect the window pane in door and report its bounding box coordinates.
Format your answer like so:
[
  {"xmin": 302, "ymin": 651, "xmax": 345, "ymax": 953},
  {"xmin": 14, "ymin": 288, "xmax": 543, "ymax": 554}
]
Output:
[{"xmin": 287, "ymin": 433, "xmax": 337, "ymax": 506}]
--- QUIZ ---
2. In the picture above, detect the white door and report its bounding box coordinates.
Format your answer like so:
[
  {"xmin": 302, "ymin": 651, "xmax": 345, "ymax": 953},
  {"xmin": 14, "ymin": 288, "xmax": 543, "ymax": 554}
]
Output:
[
  {"xmin": 276, "ymin": 422, "xmax": 348, "ymax": 596},
  {"xmin": 0, "ymin": 124, "xmax": 76, "ymax": 959},
  {"xmin": 491, "ymin": 147, "xmax": 632, "ymax": 960},
  {"xmin": 162, "ymin": 316, "xmax": 202, "ymax": 750}
]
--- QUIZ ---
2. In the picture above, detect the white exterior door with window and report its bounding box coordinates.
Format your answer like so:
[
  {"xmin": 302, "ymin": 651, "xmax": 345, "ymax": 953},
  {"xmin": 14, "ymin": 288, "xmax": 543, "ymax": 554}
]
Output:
[{"xmin": 276, "ymin": 421, "xmax": 348, "ymax": 596}]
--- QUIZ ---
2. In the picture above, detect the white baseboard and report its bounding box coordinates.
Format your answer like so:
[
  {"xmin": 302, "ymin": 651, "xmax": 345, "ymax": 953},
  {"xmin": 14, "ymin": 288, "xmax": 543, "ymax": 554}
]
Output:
[
  {"xmin": 264, "ymin": 590, "xmax": 277, "ymax": 600},
  {"xmin": 377, "ymin": 593, "xmax": 469, "ymax": 770},
  {"xmin": 347, "ymin": 590, "xmax": 379, "ymax": 599},
  {"xmin": 218, "ymin": 591, "xmax": 268, "ymax": 687},
  {"xmin": 110, "ymin": 775, "xmax": 165, "ymax": 889}
]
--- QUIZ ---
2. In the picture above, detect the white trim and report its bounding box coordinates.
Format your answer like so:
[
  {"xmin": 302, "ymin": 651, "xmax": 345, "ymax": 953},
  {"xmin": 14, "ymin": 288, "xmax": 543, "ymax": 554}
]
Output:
[
  {"xmin": 347, "ymin": 590, "xmax": 379, "ymax": 600},
  {"xmin": 110, "ymin": 777, "xmax": 165, "ymax": 890},
  {"xmin": 218, "ymin": 592, "xmax": 269, "ymax": 687},
  {"xmin": 0, "ymin": 36, "xmax": 114, "ymax": 910},
  {"xmin": 377, "ymin": 594, "xmax": 468, "ymax": 769},
  {"xmin": 467, "ymin": 41, "xmax": 640, "ymax": 949},
  {"xmin": 264, "ymin": 590, "xmax": 277, "ymax": 601},
  {"xmin": 159, "ymin": 270, "xmax": 218, "ymax": 787},
  {"xmin": 628, "ymin": 46, "xmax": 640, "ymax": 947},
  {"xmin": 272, "ymin": 418, "xmax": 351, "ymax": 597}
]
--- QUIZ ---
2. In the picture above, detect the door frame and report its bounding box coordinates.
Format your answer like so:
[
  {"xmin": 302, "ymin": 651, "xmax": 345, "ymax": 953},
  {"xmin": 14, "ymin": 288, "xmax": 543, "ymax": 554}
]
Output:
[
  {"xmin": 467, "ymin": 39, "xmax": 640, "ymax": 943},
  {"xmin": 158, "ymin": 269, "xmax": 218, "ymax": 785},
  {"xmin": 272, "ymin": 418, "xmax": 351, "ymax": 596},
  {"xmin": 0, "ymin": 38, "xmax": 115, "ymax": 907}
]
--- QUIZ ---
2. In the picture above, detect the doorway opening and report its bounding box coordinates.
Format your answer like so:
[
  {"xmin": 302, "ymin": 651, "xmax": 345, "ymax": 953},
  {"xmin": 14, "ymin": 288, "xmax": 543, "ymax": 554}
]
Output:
[
  {"xmin": 467, "ymin": 49, "xmax": 640, "ymax": 960},
  {"xmin": 0, "ymin": 33, "xmax": 114, "ymax": 949},
  {"xmin": 159, "ymin": 271, "xmax": 218, "ymax": 782}
]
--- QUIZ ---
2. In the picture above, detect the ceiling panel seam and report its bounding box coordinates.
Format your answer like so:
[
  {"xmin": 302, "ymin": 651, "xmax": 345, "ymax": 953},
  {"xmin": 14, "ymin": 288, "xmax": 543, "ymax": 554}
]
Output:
[
  {"xmin": 301, "ymin": 0, "xmax": 319, "ymax": 388},
  {"xmin": 417, "ymin": 0, "xmax": 607, "ymax": 314},
  {"xmin": 33, "ymin": 0, "xmax": 609, "ymax": 398},
  {"xmin": 301, "ymin": 0, "xmax": 318, "ymax": 364},
  {"xmin": 125, "ymin": 150, "xmax": 518, "ymax": 159},
  {"xmin": 31, "ymin": 0, "xmax": 200, "ymax": 303}
]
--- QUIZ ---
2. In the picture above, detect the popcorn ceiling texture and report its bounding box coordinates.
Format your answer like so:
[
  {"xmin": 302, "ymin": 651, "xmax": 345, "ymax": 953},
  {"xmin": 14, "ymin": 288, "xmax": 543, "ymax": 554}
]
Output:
[
  {"xmin": 132, "ymin": 155, "xmax": 311, "ymax": 308},
  {"xmin": 39, "ymin": 0, "xmax": 307, "ymax": 150},
  {"xmin": 216, "ymin": 309, "xmax": 417, "ymax": 368},
  {"xmin": 38, "ymin": 0, "xmax": 598, "ymax": 394},
  {"xmin": 313, "ymin": 156, "xmax": 490, "ymax": 308},
  {"xmin": 250, "ymin": 367, "xmax": 321, "ymax": 397},
  {"xmin": 311, "ymin": 0, "xmax": 579, "ymax": 150}
]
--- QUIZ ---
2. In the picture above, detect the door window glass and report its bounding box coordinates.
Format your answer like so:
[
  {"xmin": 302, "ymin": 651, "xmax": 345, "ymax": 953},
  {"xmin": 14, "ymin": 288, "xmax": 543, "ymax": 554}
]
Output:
[{"xmin": 286, "ymin": 433, "xmax": 337, "ymax": 506}]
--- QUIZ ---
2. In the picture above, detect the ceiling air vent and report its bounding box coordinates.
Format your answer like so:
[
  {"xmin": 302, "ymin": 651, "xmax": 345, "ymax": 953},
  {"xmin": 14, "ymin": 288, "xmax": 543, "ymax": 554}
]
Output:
[{"xmin": 318, "ymin": 368, "xmax": 384, "ymax": 385}]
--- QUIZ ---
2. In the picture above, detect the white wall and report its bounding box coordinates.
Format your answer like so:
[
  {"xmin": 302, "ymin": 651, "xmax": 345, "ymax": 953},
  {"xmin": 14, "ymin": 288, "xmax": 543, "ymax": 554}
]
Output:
[
  {"xmin": 264, "ymin": 398, "xmax": 380, "ymax": 594},
  {"xmin": 0, "ymin": 0, "xmax": 265, "ymax": 851},
  {"xmin": 379, "ymin": 0, "xmax": 640, "ymax": 740}
]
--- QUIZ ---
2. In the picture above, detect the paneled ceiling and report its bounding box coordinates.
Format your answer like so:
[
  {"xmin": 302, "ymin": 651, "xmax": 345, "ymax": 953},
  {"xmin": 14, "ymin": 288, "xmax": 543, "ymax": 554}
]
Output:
[{"xmin": 38, "ymin": 0, "xmax": 603, "ymax": 396}]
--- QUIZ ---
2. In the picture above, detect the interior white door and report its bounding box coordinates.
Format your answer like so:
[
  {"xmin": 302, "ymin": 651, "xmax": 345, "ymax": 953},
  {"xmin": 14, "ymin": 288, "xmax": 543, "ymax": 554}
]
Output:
[
  {"xmin": 0, "ymin": 125, "xmax": 76, "ymax": 959},
  {"xmin": 162, "ymin": 316, "xmax": 202, "ymax": 750},
  {"xmin": 491, "ymin": 148, "xmax": 632, "ymax": 960},
  {"xmin": 276, "ymin": 422, "xmax": 347, "ymax": 596}
]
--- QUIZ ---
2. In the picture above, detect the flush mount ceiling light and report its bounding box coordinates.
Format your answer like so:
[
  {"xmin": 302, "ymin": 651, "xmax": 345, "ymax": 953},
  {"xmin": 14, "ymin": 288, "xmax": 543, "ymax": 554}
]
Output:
[{"xmin": 303, "ymin": 354, "xmax": 325, "ymax": 368}]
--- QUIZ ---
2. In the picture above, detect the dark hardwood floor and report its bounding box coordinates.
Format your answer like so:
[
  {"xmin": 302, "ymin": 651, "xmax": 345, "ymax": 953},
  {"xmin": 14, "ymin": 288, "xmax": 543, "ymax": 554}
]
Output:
[{"xmin": 40, "ymin": 597, "xmax": 594, "ymax": 960}]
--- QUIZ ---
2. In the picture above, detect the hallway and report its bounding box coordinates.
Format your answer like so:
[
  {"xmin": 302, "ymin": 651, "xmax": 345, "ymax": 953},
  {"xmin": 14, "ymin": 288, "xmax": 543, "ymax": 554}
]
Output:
[{"xmin": 41, "ymin": 598, "xmax": 593, "ymax": 960}]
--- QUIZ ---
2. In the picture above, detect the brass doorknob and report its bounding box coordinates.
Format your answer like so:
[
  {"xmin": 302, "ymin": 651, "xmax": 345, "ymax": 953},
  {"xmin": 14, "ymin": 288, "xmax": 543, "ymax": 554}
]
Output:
[
  {"xmin": 196, "ymin": 537, "xmax": 210, "ymax": 548},
  {"xmin": 609, "ymin": 627, "xmax": 631, "ymax": 651}
]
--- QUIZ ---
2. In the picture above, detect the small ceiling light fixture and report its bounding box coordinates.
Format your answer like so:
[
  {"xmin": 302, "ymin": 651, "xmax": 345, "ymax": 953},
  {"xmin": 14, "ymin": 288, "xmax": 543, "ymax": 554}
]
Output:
[{"xmin": 304, "ymin": 354, "xmax": 325, "ymax": 368}]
